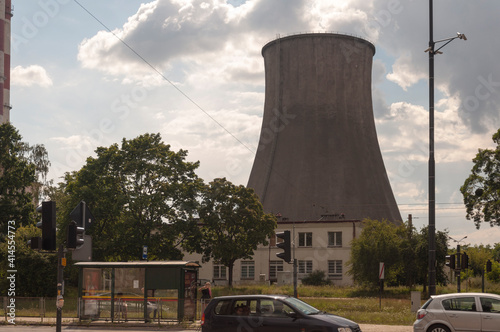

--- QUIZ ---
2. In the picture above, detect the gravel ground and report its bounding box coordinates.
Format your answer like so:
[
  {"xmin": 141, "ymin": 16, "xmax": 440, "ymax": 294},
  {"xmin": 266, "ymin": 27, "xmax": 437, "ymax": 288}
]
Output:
[{"xmin": 360, "ymin": 324, "xmax": 413, "ymax": 332}]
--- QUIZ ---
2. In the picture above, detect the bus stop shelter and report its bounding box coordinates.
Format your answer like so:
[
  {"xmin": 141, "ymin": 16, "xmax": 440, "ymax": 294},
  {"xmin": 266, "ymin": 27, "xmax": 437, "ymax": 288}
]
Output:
[{"xmin": 75, "ymin": 261, "xmax": 200, "ymax": 323}]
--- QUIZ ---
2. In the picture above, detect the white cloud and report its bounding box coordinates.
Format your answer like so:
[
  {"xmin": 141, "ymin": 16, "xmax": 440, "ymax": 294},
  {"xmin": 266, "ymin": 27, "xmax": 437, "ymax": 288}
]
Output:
[
  {"xmin": 11, "ymin": 65, "xmax": 53, "ymax": 87},
  {"xmin": 386, "ymin": 54, "xmax": 426, "ymax": 91},
  {"xmin": 12, "ymin": 0, "xmax": 500, "ymax": 245}
]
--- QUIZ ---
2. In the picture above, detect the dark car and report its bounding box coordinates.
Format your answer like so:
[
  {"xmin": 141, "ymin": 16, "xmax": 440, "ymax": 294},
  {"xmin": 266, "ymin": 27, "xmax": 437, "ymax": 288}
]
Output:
[{"xmin": 201, "ymin": 294, "xmax": 361, "ymax": 332}]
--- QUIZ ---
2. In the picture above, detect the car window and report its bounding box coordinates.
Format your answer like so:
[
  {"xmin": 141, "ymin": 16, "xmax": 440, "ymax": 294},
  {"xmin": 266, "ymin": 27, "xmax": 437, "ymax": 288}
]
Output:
[
  {"xmin": 214, "ymin": 299, "xmax": 233, "ymax": 315},
  {"xmin": 421, "ymin": 298, "xmax": 433, "ymax": 309},
  {"xmin": 284, "ymin": 297, "xmax": 321, "ymax": 315},
  {"xmin": 442, "ymin": 297, "xmax": 476, "ymax": 311},
  {"xmin": 259, "ymin": 299, "xmax": 294, "ymax": 317},
  {"xmin": 480, "ymin": 297, "xmax": 500, "ymax": 313},
  {"xmin": 232, "ymin": 300, "xmax": 258, "ymax": 316}
]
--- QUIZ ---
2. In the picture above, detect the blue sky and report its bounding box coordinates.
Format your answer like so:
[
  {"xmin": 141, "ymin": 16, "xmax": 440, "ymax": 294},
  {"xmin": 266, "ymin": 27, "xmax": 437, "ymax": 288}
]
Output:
[{"xmin": 9, "ymin": 0, "xmax": 500, "ymax": 246}]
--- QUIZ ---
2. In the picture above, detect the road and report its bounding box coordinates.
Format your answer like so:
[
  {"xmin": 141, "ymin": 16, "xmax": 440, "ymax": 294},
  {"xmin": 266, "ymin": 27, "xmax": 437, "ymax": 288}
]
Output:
[
  {"xmin": 0, "ymin": 324, "xmax": 413, "ymax": 332},
  {"xmin": 0, "ymin": 326, "xmax": 192, "ymax": 332}
]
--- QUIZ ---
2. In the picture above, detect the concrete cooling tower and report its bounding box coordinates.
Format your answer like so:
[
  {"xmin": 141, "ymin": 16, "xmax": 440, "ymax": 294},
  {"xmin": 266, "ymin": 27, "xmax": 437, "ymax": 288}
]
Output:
[{"xmin": 247, "ymin": 33, "xmax": 401, "ymax": 223}]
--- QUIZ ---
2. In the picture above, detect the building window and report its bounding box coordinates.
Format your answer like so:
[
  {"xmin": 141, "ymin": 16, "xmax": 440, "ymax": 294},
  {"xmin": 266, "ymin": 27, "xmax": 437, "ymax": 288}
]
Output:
[
  {"xmin": 298, "ymin": 260, "xmax": 313, "ymax": 274},
  {"xmin": 241, "ymin": 261, "xmax": 255, "ymax": 279},
  {"xmin": 328, "ymin": 260, "xmax": 342, "ymax": 279},
  {"xmin": 328, "ymin": 232, "xmax": 342, "ymax": 247},
  {"xmin": 269, "ymin": 260, "xmax": 284, "ymax": 279},
  {"xmin": 213, "ymin": 264, "xmax": 227, "ymax": 279},
  {"xmin": 298, "ymin": 232, "xmax": 312, "ymax": 247}
]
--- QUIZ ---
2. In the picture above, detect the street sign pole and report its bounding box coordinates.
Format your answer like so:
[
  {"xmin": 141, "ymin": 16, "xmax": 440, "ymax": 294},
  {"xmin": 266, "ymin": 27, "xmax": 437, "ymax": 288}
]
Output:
[{"xmin": 379, "ymin": 262, "xmax": 385, "ymax": 309}]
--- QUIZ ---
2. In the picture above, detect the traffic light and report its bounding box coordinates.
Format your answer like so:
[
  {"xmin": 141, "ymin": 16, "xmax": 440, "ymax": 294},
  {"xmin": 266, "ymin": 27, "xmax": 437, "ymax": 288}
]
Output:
[
  {"xmin": 276, "ymin": 230, "xmax": 291, "ymax": 263},
  {"xmin": 486, "ymin": 259, "xmax": 492, "ymax": 273},
  {"xmin": 28, "ymin": 237, "xmax": 41, "ymax": 250},
  {"xmin": 31, "ymin": 201, "xmax": 56, "ymax": 251},
  {"xmin": 446, "ymin": 254, "xmax": 456, "ymax": 269},
  {"xmin": 67, "ymin": 220, "xmax": 85, "ymax": 249},
  {"xmin": 68, "ymin": 201, "xmax": 92, "ymax": 249},
  {"xmin": 461, "ymin": 253, "xmax": 469, "ymax": 269}
]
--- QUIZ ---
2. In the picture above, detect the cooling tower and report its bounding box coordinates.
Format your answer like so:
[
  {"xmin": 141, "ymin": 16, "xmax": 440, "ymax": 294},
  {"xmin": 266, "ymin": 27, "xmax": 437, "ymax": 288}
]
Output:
[{"xmin": 247, "ymin": 33, "xmax": 401, "ymax": 222}]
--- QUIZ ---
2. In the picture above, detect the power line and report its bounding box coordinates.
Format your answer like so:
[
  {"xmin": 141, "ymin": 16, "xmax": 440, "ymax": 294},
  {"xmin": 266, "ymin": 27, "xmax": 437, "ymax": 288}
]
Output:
[{"xmin": 73, "ymin": 0, "xmax": 255, "ymax": 156}]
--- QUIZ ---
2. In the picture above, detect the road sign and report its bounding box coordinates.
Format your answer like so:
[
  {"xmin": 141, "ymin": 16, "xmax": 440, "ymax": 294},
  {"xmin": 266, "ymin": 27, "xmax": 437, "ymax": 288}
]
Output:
[{"xmin": 379, "ymin": 262, "xmax": 385, "ymax": 280}]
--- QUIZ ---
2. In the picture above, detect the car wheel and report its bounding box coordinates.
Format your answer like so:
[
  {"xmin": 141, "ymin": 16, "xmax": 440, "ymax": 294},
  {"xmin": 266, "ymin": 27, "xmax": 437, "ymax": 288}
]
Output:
[{"xmin": 427, "ymin": 324, "xmax": 451, "ymax": 332}]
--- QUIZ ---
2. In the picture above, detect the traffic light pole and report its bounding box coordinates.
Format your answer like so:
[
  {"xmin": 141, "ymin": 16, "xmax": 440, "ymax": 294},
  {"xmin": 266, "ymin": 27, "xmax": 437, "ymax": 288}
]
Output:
[
  {"xmin": 56, "ymin": 244, "xmax": 65, "ymax": 332},
  {"xmin": 456, "ymin": 245, "xmax": 462, "ymax": 292},
  {"xmin": 293, "ymin": 259, "xmax": 297, "ymax": 298}
]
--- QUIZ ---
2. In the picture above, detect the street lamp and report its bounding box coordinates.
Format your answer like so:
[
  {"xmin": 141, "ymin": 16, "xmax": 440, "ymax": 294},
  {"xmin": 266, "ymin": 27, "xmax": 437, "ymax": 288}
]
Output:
[{"xmin": 427, "ymin": 0, "xmax": 467, "ymax": 296}]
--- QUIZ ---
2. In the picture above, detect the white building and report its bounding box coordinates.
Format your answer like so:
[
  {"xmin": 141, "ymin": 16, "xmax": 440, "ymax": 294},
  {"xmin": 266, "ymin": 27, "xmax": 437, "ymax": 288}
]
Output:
[{"xmin": 182, "ymin": 217, "xmax": 363, "ymax": 286}]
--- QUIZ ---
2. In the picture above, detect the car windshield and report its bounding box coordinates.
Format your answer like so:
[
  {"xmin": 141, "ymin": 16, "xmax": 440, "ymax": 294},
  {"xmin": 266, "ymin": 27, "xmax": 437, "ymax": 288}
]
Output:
[{"xmin": 283, "ymin": 297, "xmax": 321, "ymax": 315}]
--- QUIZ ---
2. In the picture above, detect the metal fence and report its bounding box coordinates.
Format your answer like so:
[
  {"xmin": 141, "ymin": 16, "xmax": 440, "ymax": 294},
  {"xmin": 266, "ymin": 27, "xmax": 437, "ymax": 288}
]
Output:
[{"xmin": 3, "ymin": 296, "xmax": 208, "ymax": 323}]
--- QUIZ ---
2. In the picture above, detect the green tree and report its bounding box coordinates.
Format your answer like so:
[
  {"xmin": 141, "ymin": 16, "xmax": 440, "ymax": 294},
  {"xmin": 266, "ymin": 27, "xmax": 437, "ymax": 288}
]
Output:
[
  {"xmin": 189, "ymin": 178, "xmax": 276, "ymax": 286},
  {"xmin": 0, "ymin": 224, "xmax": 57, "ymax": 296},
  {"xmin": 486, "ymin": 261, "xmax": 500, "ymax": 283},
  {"xmin": 348, "ymin": 219, "xmax": 401, "ymax": 288},
  {"xmin": 413, "ymin": 226, "xmax": 449, "ymax": 290},
  {"xmin": 0, "ymin": 123, "xmax": 37, "ymax": 230},
  {"xmin": 461, "ymin": 128, "xmax": 500, "ymax": 228},
  {"xmin": 20, "ymin": 142, "xmax": 51, "ymax": 203},
  {"xmin": 492, "ymin": 243, "xmax": 500, "ymax": 261},
  {"xmin": 348, "ymin": 219, "xmax": 448, "ymax": 290},
  {"xmin": 462, "ymin": 244, "xmax": 492, "ymax": 277},
  {"xmin": 60, "ymin": 133, "xmax": 203, "ymax": 261}
]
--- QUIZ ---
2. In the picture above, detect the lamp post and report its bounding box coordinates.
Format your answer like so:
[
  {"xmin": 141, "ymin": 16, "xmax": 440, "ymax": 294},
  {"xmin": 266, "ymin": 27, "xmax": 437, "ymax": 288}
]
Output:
[{"xmin": 427, "ymin": 0, "xmax": 467, "ymax": 296}]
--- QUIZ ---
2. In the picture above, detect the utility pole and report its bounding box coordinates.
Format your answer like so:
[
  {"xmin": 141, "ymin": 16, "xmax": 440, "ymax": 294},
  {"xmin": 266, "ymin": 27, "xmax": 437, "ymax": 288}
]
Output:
[{"xmin": 456, "ymin": 244, "xmax": 461, "ymax": 292}]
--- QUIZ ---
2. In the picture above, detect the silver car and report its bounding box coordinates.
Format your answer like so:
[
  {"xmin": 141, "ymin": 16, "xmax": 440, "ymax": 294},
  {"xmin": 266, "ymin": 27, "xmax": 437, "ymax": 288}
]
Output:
[{"xmin": 413, "ymin": 292, "xmax": 500, "ymax": 332}]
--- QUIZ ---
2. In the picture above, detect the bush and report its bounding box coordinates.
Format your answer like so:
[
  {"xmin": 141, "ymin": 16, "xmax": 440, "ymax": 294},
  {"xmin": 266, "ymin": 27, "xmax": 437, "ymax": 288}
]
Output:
[
  {"xmin": 487, "ymin": 261, "xmax": 500, "ymax": 283},
  {"xmin": 301, "ymin": 270, "xmax": 331, "ymax": 286}
]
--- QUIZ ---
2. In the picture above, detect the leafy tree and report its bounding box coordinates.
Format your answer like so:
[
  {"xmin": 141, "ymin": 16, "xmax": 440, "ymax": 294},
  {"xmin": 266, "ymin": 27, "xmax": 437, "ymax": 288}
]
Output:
[
  {"xmin": 60, "ymin": 133, "xmax": 203, "ymax": 261},
  {"xmin": 461, "ymin": 244, "xmax": 492, "ymax": 277},
  {"xmin": 188, "ymin": 178, "xmax": 276, "ymax": 286},
  {"xmin": 20, "ymin": 142, "xmax": 51, "ymax": 203},
  {"xmin": 0, "ymin": 123, "xmax": 37, "ymax": 231},
  {"xmin": 461, "ymin": 129, "xmax": 500, "ymax": 228},
  {"xmin": 414, "ymin": 226, "xmax": 449, "ymax": 290},
  {"xmin": 492, "ymin": 243, "xmax": 500, "ymax": 261},
  {"xmin": 348, "ymin": 219, "xmax": 401, "ymax": 288},
  {"xmin": 348, "ymin": 219, "xmax": 448, "ymax": 290},
  {"xmin": 0, "ymin": 224, "xmax": 57, "ymax": 296},
  {"xmin": 486, "ymin": 260, "xmax": 500, "ymax": 283},
  {"xmin": 394, "ymin": 221, "xmax": 419, "ymax": 287}
]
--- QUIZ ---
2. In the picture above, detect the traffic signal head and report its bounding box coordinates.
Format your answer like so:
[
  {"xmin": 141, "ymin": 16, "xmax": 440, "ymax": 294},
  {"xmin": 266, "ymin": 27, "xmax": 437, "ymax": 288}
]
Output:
[
  {"xmin": 276, "ymin": 230, "xmax": 291, "ymax": 263},
  {"xmin": 28, "ymin": 237, "xmax": 42, "ymax": 250},
  {"xmin": 446, "ymin": 254, "xmax": 456, "ymax": 270},
  {"xmin": 67, "ymin": 220, "xmax": 85, "ymax": 249},
  {"xmin": 461, "ymin": 253, "xmax": 469, "ymax": 269},
  {"xmin": 486, "ymin": 260, "xmax": 492, "ymax": 273},
  {"xmin": 35, "ymin": 201, "xmax": 56, "ymax": 251}
]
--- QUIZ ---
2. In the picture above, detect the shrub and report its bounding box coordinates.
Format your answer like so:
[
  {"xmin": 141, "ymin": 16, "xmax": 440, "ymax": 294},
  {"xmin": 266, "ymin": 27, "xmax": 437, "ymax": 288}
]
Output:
[{"xmin": 301, "ymin": 270, "xmax": 331, "ymax": 286}]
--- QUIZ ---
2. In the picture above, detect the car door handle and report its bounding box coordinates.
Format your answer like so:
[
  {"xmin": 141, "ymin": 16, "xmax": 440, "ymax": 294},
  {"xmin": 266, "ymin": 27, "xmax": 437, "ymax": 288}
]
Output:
[
  {"xmin": 448, "ymin": 314, "xmax": 458, "ymax": 318},
  {"xmin": 483, "ymin": 315, "xmax": 492, "ymax": 320}
]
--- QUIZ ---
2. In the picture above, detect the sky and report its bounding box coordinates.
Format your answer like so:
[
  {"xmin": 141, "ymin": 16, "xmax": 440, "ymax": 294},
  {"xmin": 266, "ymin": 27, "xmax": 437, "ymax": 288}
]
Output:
[{"xmin": 9, "ymin": 0, "xmax": 500, "ymax": 247}]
